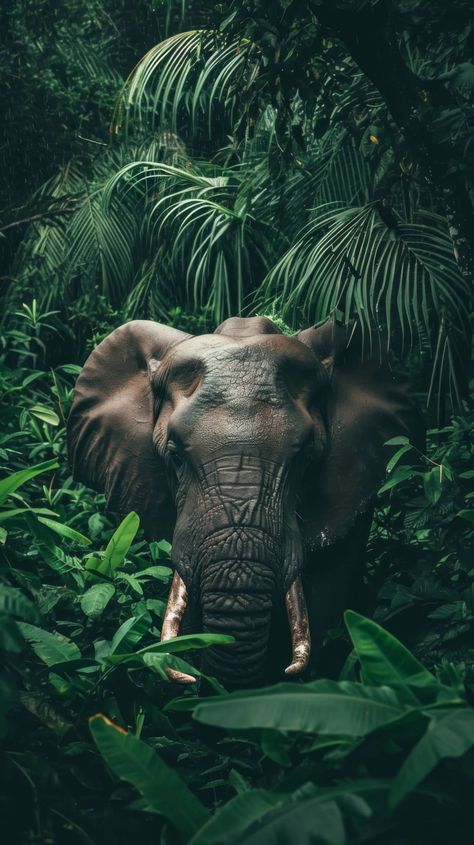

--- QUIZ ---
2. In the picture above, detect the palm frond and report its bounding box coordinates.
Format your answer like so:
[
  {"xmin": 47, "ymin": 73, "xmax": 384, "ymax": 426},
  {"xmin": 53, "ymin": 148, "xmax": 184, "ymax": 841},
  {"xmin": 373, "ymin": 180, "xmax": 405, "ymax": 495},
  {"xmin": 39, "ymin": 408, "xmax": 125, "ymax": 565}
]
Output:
[
  {"xmin": 122, "ymin": 253, "xmax": 174, "ymax": 323},
  {"xmin": 256, "ymin": 204, "xmax": 470, "ymax": 407},
  {"xmin": 112, "ymin": 30, "xmax": 260, "ymax": 147},
  {"xmin": 56, "ymin": 35, "xmax": 123, "ymax": 89},
  {"xmin": 103, "ymin": 159, "xmax": 277, "ymax": 323},
  {"xmin": 65, "ymin": 191, "xmax": 138, "ymax": 305},
  {"xmin": 9, "ymin": 162, "xmax": 85, "ymax": 307},
  {"xmin": 276, "ymin": 129, "xmax": 371, "ymax": 240}
]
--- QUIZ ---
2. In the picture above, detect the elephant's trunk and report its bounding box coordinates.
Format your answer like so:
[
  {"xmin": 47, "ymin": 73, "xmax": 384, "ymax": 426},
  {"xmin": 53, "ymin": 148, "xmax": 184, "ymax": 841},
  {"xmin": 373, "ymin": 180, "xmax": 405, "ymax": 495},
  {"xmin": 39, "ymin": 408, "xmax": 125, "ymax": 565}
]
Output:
[
  {"xmin": 199, "ymin": 555, "xmax": 276, "ymax": 687},
  {"xmin": 164, "ymin": 455, "xmax": 311, "ymax": 685}
]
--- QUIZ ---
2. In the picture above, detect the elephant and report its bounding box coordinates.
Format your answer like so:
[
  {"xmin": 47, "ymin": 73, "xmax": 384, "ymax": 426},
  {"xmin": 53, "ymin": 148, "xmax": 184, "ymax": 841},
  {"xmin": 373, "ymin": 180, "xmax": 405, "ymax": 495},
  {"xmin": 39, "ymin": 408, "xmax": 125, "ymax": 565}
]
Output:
[{"xmin": 67, "ymin": 315, "xmax": 424, "ymax": 688}]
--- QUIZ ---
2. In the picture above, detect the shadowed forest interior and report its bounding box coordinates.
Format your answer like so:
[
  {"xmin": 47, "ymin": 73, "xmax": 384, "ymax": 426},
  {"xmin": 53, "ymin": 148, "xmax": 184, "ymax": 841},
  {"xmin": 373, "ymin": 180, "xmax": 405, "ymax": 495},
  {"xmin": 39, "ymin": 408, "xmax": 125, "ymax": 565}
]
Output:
[{"xmin": 0, "ymin": 2, "xmax": 473, "ymax": 843}]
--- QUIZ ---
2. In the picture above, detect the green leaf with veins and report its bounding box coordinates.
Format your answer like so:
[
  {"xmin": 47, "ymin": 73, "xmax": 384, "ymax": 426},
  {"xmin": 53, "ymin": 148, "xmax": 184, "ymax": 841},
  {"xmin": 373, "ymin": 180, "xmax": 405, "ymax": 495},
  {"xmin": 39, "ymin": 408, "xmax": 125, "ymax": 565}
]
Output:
[
  {"xmin": 89, "ymin": 714, "xmax": 209, "ymax": 836},
  {"xmin": 390, "ymin": 710, "xmax": 474, "ymax": 807},
  {"xmin": 191, "ymin": 680, "xmax": 408, "ymax": 737}
]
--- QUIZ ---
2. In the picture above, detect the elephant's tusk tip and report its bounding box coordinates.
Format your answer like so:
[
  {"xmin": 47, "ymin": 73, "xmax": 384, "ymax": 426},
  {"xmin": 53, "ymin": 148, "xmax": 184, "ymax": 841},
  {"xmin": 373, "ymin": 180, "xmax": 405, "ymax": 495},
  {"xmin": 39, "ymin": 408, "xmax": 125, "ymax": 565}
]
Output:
[
  {"xmin": 284, "ymin": 659, "xmax": 308, "ymax": 676},
  {"xmin": 165, "ymin": 667, "xmax": 197, "ymax": 684},
  {"xmin": 284, "ymin": 577, "xmax": 311, "ymax": 677}
]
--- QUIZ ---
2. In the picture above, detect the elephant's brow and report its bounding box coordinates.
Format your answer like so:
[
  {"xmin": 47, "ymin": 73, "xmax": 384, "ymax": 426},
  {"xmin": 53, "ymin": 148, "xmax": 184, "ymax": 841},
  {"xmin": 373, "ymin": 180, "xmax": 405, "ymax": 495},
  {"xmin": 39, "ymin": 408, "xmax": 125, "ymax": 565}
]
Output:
[{"xmin": 159, "ymin": 356, "xmax": 204, "ymax": 390}]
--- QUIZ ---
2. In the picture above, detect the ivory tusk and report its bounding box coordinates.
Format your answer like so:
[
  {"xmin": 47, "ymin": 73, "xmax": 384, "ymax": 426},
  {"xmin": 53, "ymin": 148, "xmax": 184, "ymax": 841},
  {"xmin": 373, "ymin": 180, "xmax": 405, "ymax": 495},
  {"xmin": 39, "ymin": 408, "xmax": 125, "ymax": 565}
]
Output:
[
  {"xmin": 284, "ymin": 576, "xmax": 311, "ymax": 676},
  {"xmin": 165, "ymin": 667, "xmax": 197, "ymax": 684},
  {"xmin": 161, "ymin": 571, "xmax": 196, "ymax": 684}
]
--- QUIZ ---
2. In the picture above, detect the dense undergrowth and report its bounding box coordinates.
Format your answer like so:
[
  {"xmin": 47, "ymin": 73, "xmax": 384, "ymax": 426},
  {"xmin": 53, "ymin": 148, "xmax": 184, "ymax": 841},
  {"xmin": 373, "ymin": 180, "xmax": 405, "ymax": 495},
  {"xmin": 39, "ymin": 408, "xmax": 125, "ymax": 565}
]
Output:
[
  {"xmin": 2, "ymin": 1, "xmax": 474, "ymax": 842},
  {"xmin": 0, "ymin": 305, "xmax": 473, "ymax": 844}
]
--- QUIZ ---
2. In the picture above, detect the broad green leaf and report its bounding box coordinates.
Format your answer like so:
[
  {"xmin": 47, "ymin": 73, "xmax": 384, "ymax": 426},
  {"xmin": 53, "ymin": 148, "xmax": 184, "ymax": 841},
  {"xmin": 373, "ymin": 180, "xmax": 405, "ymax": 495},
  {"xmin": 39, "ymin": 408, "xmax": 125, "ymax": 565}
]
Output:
[
  {"xmin": 37, "ymin": 516, "xmax": 91, "ymax": 545},
  {"xmin": 193, "ymin": 680, "xmax": 407, "ymax": 737},
  {"xmin": 390, "ymin": 709, "xmax": 474, "ymax": 807},
  {"xmin": 86, "ymin": 512, "xmax": 140, "ymax": 576},
  {"xmin": 0, "ymin": 587, "xmax": 39, "ymax": 623},
  {"xmin": 150, "ymin": 539, "xmax": 172, "ymax": 558},
  {"xmin": 303, "ymin": 735, "xmax": 354, "ymax": 754},
  {"xmin": 84, "ymin": 553, "xmax": 105, "ymax": 573},
  {"xmin": 115, "ymin": 571, "xmax": 144, "ymax": 595},
  {"xmin": 143, "ymin": 651, "xmax": 199, "ymax": 681},
  {"xmin": 378, "ymin": 466, "xmax": 422, "ymax": 494},
  {"xmin": 423, "ymin": 466, "xmax": 443, "ymax": 504},
  {"xmin": 458, "ymin": 509, "xmax": 474, "ymax": 523},
  {"xmin": 104, "ymin": 511, "xmax": 140, "ymax": 571},
  {"xmin": 258, "ymin": 793, "xmax": 371, "ymax": 845},
  {"xmin": 137, "ymin": 565, "xmax": 172, "ymax": 581},
  {"xmin": 29, "ymin": 404, "xmax": 60, "ymax": 426},
  {"xmin": 384, "ymin": 436, "xmax": 410, "ymax": 446},
  {"xmin": 0, "ymin": 507, "xmax": 58, "ymax": 524},
  {"xmin": 261, "ymin": 729, "xmax": 292, "ymax": 767},
  {"xmin": 57, "ymin": 364, "xmax": 82, "ymax": 375},
  {"xmin": 145, "ymin": 598, "xmax": 167, "ymax": 617},
  {"xmin": 80, "ymin": 583, "xmax": 115, "ymax": 619},
  {"xmin": 0, "ymin": 459, "xmax": 59, "ymax": 505},
  {"xmin": 344, "ymin": 611, "xmax": 437, "ymax": 702},
  {"xmin": 50, "ymin": 658, "xmax": 100, "ymax": 675},
  {"xmin": 0, "ymin": 614, "xmax": 25, "ymax": 653},
  {"xmin": 21, "ymin": 371, "xmax": 44, "ymax": 388},
  {"xmin": 110, "ymin": 610, "xmax": 151, "ymax": 654},
  {"xmin": 142, "ymin": 650, "xmax": 225, "ymax": 691},
  {"xmin": 107, "ymin": 632, "xmax": 235, "ymax": 664},
  {"xmin": 385, "ymin": 444, "xmax": 414, "ymax": 475},
  {"xmin": 190, "ymin": 790, "xmax": 283, "ymax": 845},
  {"xmin": 48, "ymin": 672, "xmax": 73, "ymax": 694},
  {"xmin": 89, "ymin": 714, "xmax": 209, "ymax": 836},
  {"xmin": 165, "ymin": 696, "xmax": 203, "ymax": 712},
  {"xmin": 18, "ymin": 622, "xmax": 81, "ymax": 666},
  {"xmin": 211, "ymin": 793, "xmax": 364, "ymax": 845}
]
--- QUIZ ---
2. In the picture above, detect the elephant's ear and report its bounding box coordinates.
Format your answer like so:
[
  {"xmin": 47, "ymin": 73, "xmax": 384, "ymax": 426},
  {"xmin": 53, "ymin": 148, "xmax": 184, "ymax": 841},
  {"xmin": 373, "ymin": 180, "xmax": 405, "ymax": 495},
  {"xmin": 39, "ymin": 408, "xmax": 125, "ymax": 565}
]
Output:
[
  {"xmin": 67, "ymin": 320, "xmax": 191, "ymax": 539},
  {"xmin": 297, "ymin": 318, "xmax": 425, "ymax": 548}
]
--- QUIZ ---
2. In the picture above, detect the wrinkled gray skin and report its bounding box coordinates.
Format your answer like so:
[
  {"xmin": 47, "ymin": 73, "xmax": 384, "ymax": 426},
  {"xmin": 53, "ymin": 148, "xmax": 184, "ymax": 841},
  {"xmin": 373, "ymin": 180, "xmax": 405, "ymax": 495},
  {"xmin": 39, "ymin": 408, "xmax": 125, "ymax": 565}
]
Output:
[
  {"xmin": 158, "ymin": 335, "xmax": 324, "ymax": 683},
  {"xmin": 68, "ymin": 316, "xmax": 424, "ymax": 687}
]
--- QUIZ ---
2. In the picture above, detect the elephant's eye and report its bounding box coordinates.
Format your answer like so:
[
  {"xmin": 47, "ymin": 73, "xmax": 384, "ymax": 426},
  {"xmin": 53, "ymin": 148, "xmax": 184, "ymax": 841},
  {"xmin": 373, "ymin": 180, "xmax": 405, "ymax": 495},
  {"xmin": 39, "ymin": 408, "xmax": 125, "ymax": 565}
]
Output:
[{"xmin": 168, "ymin": 440, "xmax": 184, "ymax": 471}]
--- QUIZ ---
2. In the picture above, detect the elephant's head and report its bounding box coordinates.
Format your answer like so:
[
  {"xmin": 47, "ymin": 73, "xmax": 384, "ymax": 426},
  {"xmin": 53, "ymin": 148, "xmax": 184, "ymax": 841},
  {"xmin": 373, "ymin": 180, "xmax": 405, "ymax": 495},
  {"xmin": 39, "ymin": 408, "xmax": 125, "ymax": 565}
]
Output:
[{"xmin": 67, "ymin": 316, "xmax": 422, "ymax": 686}]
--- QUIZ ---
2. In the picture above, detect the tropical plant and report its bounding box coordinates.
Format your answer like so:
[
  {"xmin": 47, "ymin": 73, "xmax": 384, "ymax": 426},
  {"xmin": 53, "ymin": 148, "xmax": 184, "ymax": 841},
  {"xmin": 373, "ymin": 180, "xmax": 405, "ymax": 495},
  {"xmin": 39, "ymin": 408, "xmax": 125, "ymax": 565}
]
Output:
[
  {"xmin": 1, "ymin": 299, "xmax": 473, "ymax": 843},
  {"xmin": 88, "ymin": 611, "xmax": 474, "ymax": 844},
  {"xmin": 6, "ymin": 0, "xmax": 472, "ymax": 411}
]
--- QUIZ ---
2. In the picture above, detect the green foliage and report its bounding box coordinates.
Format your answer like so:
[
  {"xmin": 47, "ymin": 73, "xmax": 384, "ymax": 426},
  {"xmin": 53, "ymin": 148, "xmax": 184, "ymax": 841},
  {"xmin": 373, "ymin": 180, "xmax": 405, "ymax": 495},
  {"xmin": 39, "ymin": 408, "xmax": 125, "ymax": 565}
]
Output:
[
  {"xmin": 1, "ymin": 2, "xmax": 474, "ymax": 842},
  {"xmin": 0, "ymin": 299, "xmax": 473, "ymax": 843},
  {"xmin": 5, "ymin": 0, "xmax": 472, "ymax": 410},
  {"xmin": 259, "ymin": 205, "xmax": 470, "ymax": 405},
  {"xmin": 89, "ymin": 714, "xmax": 210, "ymax": 836}
]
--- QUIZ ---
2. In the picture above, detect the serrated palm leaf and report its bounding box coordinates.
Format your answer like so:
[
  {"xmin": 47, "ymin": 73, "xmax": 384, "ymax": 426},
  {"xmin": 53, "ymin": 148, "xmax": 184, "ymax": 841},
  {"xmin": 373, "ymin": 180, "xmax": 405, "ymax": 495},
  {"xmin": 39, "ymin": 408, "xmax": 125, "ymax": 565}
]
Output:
[
  {"xmin": 257, "ymin": 204, "xmax": 469, "ymax": 406},
  {"xmin": 65, "ymin": 192, "xmax": 138, "ymax": 303},
  {"xmin": 103, "ymin": 158, "xmax": 276, "ymax": 322},
  {"xmin": 113, "ymin": 30, "xmax": 260, "ymax": 145}
]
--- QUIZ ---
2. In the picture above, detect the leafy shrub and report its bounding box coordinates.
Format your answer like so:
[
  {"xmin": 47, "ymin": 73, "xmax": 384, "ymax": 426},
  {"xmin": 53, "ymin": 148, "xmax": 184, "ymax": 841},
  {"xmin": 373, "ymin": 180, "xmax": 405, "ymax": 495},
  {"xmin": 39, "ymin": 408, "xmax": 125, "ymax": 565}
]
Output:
[{"xmin": 1, "ymin": 299, "xmax": 473, "ymax": 844}]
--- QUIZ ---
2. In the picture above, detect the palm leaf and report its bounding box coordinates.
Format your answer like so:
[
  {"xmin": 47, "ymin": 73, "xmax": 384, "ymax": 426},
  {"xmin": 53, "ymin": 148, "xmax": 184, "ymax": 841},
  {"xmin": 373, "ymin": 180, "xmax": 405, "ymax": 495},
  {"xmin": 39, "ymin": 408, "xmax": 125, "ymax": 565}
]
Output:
[
  {"xmin": 257, "ymin": 204, "xmax": 470, "ymax": 408},
  {"xmin": 112, "ymin": 30, "xmax": 260, "ymax": 146},
  {"xmin": 103, "ymin": 158, "xmax": 277, "ymax": 323},
  {"xmin": 61, "ymin": 190, "xmax": 136, "ymax": 304}
]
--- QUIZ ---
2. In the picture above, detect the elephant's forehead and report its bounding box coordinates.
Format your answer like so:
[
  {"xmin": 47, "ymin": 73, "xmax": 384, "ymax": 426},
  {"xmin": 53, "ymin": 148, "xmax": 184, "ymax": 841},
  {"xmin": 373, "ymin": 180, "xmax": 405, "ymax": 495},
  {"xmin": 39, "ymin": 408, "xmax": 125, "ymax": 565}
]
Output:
[
  {"xmin": 167, "ymin": 334, "xmax": 317, "ymax": 402},
  {"xmin": 205, "ymin": 348, "xmax": 279, "ymax": 401}
]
